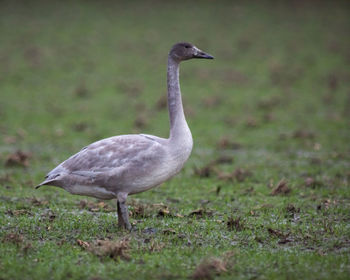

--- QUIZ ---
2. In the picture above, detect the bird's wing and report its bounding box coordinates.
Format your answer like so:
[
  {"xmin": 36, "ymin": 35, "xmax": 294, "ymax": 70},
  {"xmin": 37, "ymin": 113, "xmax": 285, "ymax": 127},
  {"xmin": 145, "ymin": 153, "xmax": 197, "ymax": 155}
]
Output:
[{"xmin": 45, "ymin": 134, "xmax": 166, "ymax": 182}]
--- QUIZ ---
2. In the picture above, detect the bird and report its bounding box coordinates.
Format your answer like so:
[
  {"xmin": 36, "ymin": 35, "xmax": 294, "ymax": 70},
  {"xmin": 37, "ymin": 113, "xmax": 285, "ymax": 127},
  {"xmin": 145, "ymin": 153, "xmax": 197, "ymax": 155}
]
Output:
[{"xmin": 36, "ymin": 42, "xmax": 214, "ymax": 230}]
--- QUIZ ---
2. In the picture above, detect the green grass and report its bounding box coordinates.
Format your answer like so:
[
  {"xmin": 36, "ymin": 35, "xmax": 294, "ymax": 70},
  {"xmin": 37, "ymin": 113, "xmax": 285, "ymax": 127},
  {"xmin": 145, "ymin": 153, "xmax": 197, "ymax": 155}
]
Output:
[{"xmin": 1, "ymin": 1, "xmax": 349, "ymax": 279}]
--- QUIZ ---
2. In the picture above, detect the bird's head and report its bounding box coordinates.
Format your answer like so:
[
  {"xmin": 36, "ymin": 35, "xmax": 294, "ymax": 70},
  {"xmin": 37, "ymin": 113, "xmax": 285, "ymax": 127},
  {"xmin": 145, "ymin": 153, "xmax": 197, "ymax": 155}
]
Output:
[{"xmin": 169, "ymin": 42, "xmax": 214, "ymax": 62}]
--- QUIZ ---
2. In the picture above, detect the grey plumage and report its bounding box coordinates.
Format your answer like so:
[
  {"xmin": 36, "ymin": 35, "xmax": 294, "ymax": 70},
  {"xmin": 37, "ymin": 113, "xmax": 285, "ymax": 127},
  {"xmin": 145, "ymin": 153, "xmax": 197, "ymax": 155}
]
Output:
[{"xmin": 36, "ymin": 42, "xmax": 213, "ymax": 230}]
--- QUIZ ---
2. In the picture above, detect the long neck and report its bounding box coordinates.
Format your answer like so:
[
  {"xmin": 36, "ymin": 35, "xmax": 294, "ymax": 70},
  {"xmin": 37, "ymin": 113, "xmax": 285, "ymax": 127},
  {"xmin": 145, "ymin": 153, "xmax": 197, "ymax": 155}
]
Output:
[{"xmin": 167, "ymin": 56, "xmax": 191, "ymax": 141}]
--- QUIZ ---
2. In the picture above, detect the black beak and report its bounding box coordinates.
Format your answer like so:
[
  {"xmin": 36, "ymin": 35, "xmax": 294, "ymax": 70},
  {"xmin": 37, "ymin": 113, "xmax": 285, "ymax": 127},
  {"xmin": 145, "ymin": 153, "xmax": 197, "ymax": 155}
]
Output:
[{"xmin": 194, "ymin": 51, "xmax": 214, "ymax": 59}]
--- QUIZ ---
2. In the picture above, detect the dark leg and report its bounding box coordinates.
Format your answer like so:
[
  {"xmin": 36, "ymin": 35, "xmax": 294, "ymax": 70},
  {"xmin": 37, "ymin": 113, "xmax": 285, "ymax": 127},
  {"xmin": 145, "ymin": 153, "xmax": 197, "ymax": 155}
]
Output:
[
  {"xmin": 116, "ymin": 192, "xmax": 131, "ymax": 230},
  {"xmin": 117, "ymin": 201, "xmax": 126, "ymax": 228}
]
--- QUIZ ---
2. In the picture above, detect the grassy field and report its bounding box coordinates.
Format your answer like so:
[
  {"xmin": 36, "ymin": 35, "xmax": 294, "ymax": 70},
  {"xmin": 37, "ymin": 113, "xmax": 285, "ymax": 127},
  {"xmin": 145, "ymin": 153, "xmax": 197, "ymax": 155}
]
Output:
[{"xmin": 1, "ymin": 1, "xmax": 350, "ymax": 279}]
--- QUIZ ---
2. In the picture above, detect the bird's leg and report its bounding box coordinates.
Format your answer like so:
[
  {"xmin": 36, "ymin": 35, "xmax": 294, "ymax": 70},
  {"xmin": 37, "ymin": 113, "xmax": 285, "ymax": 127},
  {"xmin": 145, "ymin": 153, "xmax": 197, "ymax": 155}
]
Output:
[
  {"xmin": 117, "ymin": 201, "xmax": 126, "ymax": 228},
  {"xmin": 117, "ymin": 192, "xmax": 131, "ymax": 230}
]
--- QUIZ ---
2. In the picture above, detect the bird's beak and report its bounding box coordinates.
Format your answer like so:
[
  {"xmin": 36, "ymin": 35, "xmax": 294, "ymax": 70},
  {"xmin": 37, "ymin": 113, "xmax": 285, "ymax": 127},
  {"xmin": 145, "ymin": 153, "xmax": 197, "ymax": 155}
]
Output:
[{"xmin": 193, "ymin": 48, "xmax": 214, "ymax": 59}]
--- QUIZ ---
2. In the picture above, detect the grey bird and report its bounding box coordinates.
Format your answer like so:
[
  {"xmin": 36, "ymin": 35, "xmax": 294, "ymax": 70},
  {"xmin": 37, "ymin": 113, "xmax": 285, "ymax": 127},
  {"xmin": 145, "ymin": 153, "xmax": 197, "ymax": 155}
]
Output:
[{"xmin": 36, "ymin": 42, "xmax": 214, "ymax": 230}]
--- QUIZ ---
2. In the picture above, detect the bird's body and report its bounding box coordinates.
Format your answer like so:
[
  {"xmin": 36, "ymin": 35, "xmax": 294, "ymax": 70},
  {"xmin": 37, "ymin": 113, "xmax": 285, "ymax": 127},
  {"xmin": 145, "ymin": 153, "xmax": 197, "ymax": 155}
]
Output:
[
  {"xmin": 42, "ymin": 133, "xmax": 192, "ymax": 199},
  {"xmin": 36, "ymin": 42, "xmax": 213, "ymax": 229}
]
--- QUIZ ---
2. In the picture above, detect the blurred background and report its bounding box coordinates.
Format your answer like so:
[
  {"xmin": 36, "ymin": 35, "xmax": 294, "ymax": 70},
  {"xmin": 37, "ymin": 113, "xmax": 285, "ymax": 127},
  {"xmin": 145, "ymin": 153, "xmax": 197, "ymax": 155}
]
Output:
[{"xmin": 1, "ymin": 1, "xmax": 349, "ymax": 160}]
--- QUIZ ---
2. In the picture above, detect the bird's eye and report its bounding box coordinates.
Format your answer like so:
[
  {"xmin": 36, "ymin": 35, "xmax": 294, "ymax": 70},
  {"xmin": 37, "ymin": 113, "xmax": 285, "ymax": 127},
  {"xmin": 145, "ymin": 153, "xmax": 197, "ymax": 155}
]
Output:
[{"xmin": 184, "ymin": 45, "xmax": 190, "ymax": 49}]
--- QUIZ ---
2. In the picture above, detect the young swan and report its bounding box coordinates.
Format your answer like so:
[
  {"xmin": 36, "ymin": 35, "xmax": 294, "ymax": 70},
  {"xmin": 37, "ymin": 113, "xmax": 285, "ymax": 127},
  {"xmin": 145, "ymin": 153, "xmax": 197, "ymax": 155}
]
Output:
[{"xmin": 36, "ymin": 42, "xmax": 214, "ymax": 230}]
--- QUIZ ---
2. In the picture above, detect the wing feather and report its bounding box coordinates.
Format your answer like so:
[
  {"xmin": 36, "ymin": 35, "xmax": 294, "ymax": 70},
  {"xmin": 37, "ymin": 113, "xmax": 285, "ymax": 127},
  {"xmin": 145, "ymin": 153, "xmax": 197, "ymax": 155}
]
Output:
[
  {"xmin": 47, "ymin": 135, "xmax": 165, "ymax": 179},
  {"xmin": 69, "ymin": 135, "xmax": 161, "ymax": 169}
]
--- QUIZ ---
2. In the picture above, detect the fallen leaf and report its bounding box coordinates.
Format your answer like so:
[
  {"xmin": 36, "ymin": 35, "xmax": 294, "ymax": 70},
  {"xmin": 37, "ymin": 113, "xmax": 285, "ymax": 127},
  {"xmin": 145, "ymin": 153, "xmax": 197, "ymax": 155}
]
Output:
[
  {"xmin": 327, "ymin": 73, "xmax": 338, "ymax": 91},
  {"xmin": 263, "ymin": 113, "xmax": 275, "ymax": 122},
  {"xmin": 155, "ymin": 94, "xmax": 167, "ymax": 110},
  {"xmin": 313, "ymin": 143, "xmax": 321, "ymax": 151},
  {"xmin": 78, "ymin": 200, "xmax": 114, "ymax": 212},
  {"xmin": 118, "ymin": 81, "xmax": 143, "ymax": 97},
  {"xmin": 74, "ymin": 84, "xmax": 89, "ymax": 98},
  {"xmin": 134, "ymin": 113, "xmax": 149, "ymax": 129},
  {"xmin": 157, "ymin": 207, "xmax": 170, "ymax": 216},
  {"xmin": 245, "ymin": 117, "xmax": 258, "ymax": 128},
  {"xmin": 2, "ymin": 233, "xmax": 24, "ymax": 244},
  {"xmin": 193, "ymin": 165, "xmax": 214, "ymax": 178},
  {"xmin": 5, "ymin": 150, "xmax": 31, "ymax": 167},
  {"xmin": 78, "ymin": 238, "xmax": 130, "ymax": 261},
  {"xmin": 210, "ymin": 155, "xmax": 234, "ymax": 165},
  {"xmin": 271, "ymin": 179, "xmax": 291, "ymax": 196},
  {"xmin": 304, "ymin": 177, "xmax": 324, "ymax": 188},
  {"xmin": 217, "ymin": 137, "xmax": 242, "ymax": 150},
  {"xmin": 233, "ymin": 168, "xmax": 252, "ymax": 182},
  {"xmin": 293, "ymin": 129, "xmax": 315, "ymax": 139},
  {"xmin": 30, "ymin": 197, "xmax": 49, "ymax": 206},
  {"xmin": 309, "ymin": 157, "xmax": 322, "ymax": 165},
  {"xmin": 175, "ymin": 213, "xmax": 184, "ymax": 218},
  {"xmin": 72, "ymin": 122, "xmax": 89, "ymax": 132},
  {"xmin": 192, "ymin": 257, "xmax": 227, "ymax": 280},
  {"xmin": 201, "ymin": 96, "xmax": 222, "ymax": 108},
  {"xmin": 77, "ymin": 239, "xmax": 90, "ymax": 249},
  {"xmin": 216, "ymin": 171, "xmax": 234, "ymax": 181},
  {"xmin": 0, "ymin": 173, "xmax": 12, "ymax": 184},
  {"xmin": 188, "ymin": 209, "xmax": 213, "ymax": 217},
  {"xmin": 3, "ymin": 136, "xmax": 17, "ymax": 144},
  {"xmin": 257, "ymin": 96, "xmax": 281, "ymax": 110}
]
